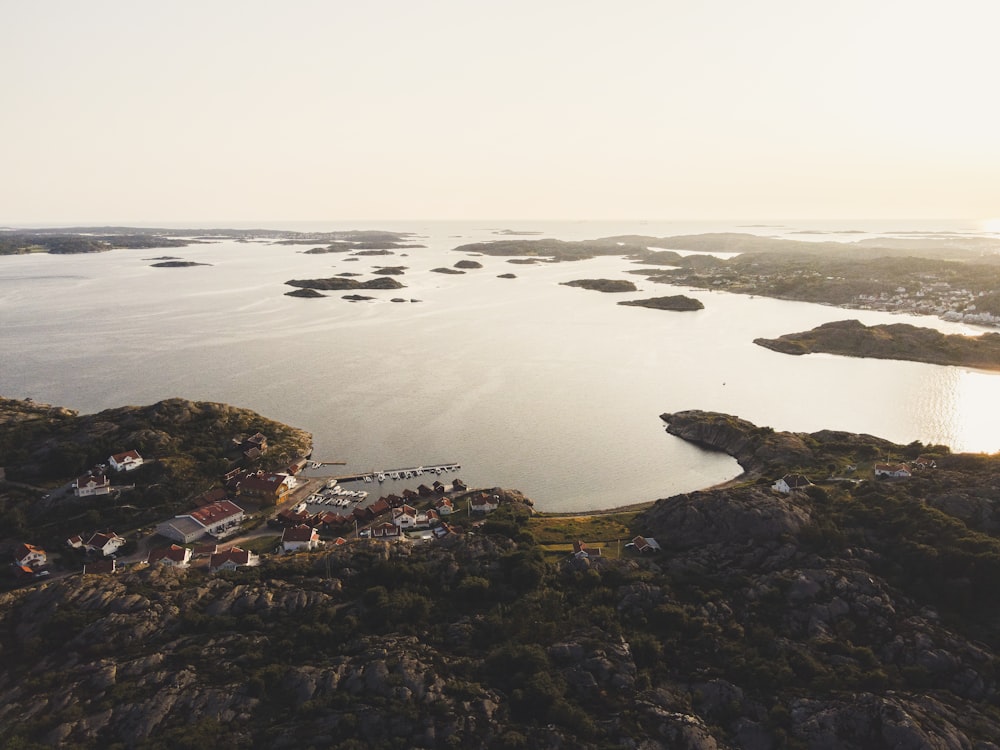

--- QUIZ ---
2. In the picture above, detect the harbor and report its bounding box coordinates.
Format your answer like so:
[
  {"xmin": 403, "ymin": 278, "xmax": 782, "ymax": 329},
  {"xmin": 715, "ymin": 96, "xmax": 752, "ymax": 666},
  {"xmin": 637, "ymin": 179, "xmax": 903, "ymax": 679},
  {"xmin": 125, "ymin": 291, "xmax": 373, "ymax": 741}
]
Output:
[{"xmin": 331, "ymin": 463, "xmax": 461, "ymax": 485}]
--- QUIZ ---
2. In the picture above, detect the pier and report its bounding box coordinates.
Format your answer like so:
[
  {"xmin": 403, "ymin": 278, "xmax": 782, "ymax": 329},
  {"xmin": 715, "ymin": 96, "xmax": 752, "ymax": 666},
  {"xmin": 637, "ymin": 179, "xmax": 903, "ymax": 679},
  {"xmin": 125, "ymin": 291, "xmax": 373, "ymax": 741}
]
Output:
[{"xmin": 333, "ymin": 463, "xmax": 461, "ymax": 484}]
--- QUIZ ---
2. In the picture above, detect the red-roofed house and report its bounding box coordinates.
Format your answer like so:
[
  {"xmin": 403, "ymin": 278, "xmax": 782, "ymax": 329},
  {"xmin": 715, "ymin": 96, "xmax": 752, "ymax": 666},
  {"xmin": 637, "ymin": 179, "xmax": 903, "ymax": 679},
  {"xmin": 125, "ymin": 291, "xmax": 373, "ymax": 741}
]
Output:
[
  {"xmin": 109, "ymin": 450, "xmax": 144, "ymax": 472},
  {"xmin": 188, "ymin": 500, "xmax": 245, "ymax": 538},
  {"xmin": 626, "ymin": 536, "xmax": 661, "ymax": 554},
  {"xmin": 74, "ymin": 470, "xmax": 110, "ymax": 497},
  {"xmin": 147, "ymin": 544, "xmax": 192, "ymax": 567},
  {"xmin": 392, "ymin": 504, "xmax": 419, "ymax": 529},
  {"xmin": 209, "ymin": 547, "xmax": 260, "ymax": 573},
  {"xmin": 14, "ymin": 543, "xmax": 47, "ymax": 568},
  {"xmin": 372, "ymin": 522, "xmax": 401, "ymax": 539},
  {"xmin": 435, "ymin": 497, "xmax": 454, "ymax": 515},
  {"xmin": 156, "ymin": 500, "xmax": 245, "ymax": 543},
  {"xmin": 470, "ymin": 493, "xmax": 500, "ymax": 514},
  {"xmin": 282, "ymin": 524, "xmax": 320, "ymax": 552}
]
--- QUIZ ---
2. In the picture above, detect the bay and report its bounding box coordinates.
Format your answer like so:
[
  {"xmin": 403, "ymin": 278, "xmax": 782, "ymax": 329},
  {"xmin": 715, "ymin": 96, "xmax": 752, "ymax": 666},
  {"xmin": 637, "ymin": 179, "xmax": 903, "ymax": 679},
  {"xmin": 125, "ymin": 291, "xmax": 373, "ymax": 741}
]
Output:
[{"xmin": 1, "ymin": 220, "xmax": 998, "ymax": 512}]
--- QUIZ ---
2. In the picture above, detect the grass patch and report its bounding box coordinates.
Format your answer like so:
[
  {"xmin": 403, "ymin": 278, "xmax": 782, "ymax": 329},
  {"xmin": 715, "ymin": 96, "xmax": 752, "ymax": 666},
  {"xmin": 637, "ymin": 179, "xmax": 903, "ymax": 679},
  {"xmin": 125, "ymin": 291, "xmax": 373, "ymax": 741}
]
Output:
[
  {"xmin": 527, "ymin": 512, "xmax": 637, "ymax": 546},
  {"xmin": 240, "ymin": 535, "xmax": 281, "ymax": 554}
]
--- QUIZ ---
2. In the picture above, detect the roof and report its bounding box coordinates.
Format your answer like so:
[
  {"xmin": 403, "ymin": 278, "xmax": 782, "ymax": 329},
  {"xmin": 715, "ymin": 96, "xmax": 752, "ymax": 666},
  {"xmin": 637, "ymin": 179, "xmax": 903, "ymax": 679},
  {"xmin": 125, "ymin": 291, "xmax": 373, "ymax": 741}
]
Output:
[
  {"xmin": 148, "ymin": 544, "xmax": 190, "ymax": 563},
  {"xmin": 282, "ymin": 524, "xmax": 318, "ymax": 543},
  {"xmin": 110, "ymin": 450, "xmax": 142, "ymax": 463},
  {"xmin": 160, "ymin": 516, "xmax": 206, "ymax": 538},
  {"xmin": 780, "ymin": 474, "xmax": 811, "ymax": 488},
  {"xmin": 84, "ymin": 559, "xmax": 117, "ymax": 574},
  {"xmin": 86, "ymin": 532, "xmax": 122, "ymax": 549},
  {"xmin": 210, "ymin": 547, "xmax": 252, "ymax": 568},
  {"xmin": 188, "ymin": 500, "xmax": 244, "ymax": 526},
  {"xmin": 15, "ymin": 543, "xmax": 46, "ymax": 561},
  {"xmin": 238, "ymin": 472, "xmax": 290, "ymax": 494},
  {"xmin": 76, "ymin": 471, "xmax": 109, "ymax": 486}
]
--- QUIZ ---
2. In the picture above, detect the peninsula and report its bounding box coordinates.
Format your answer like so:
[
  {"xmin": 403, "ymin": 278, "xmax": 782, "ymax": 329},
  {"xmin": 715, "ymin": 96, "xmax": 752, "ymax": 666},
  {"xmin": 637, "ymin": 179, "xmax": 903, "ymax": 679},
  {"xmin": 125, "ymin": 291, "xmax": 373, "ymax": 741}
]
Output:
[{"xmin": 754, "ymin": 319, "xmax": 1000, "ymax": 370}]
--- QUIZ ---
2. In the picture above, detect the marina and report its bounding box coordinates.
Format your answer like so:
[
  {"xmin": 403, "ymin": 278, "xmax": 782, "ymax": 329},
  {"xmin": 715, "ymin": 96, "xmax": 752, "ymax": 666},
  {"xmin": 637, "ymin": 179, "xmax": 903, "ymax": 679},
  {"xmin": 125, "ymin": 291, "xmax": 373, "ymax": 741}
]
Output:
[{"xmin": 332, "ymin": 463, "xmax": 462, "ymax": 484}]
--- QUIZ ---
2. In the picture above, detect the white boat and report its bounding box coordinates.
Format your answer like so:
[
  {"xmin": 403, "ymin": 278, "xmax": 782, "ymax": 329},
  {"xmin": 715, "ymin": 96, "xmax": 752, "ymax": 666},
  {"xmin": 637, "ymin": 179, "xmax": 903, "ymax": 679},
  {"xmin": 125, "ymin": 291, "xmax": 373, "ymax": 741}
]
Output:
[
  {"xmin": 378, "ymin": 473, "xmax": 386, "ymax": 482},
  {"xmin": 416, "ymin": 467, "xmax": 424, "ymax": 475}
]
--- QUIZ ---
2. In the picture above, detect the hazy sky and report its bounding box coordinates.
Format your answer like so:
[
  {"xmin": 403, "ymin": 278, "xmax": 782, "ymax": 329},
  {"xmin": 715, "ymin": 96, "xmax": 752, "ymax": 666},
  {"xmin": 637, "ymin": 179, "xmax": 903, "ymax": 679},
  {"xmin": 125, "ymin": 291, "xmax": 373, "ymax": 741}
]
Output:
[{"xmin": 3, "ymin": 0, "xmax": 998, "ymax": 223}]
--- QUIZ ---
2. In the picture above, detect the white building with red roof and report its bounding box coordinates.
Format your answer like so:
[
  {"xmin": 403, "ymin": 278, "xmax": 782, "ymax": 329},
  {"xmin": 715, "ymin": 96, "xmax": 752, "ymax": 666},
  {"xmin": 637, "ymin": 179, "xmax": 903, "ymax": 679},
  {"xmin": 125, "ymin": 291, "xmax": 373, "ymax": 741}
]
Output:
[
  {"xmin": 156, "ymin": 500, "xmax": 245, "ymax": 543},
  {"xmin": 73, "ymin": 470, "xmax": 110, "ymax": 497},
  {"xmin": 147, "ymin": 544, "xmax": 192, "ymax": 567},
  {"xmin": 109, "ymin": 450, "xmax": 144, "ymax": 472},
  {"xmin": 281, "ymin": 524, "xmax": 320, "ymax": 552},
  {"xmin": 209, "ymin": 547, "xmax": 260, "ymax": 573},
  {"xmin": 14, "ymin": 543, "xmax": 47, "ymax": 568}
]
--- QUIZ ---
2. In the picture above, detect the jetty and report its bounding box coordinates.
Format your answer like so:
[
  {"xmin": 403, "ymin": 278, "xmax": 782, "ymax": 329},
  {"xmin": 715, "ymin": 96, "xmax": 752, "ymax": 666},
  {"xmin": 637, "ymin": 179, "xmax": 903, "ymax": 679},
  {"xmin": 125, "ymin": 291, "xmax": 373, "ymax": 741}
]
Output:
[{"xmin": 334, "ymin": 463, "xmax": 461, "ymax": 484}]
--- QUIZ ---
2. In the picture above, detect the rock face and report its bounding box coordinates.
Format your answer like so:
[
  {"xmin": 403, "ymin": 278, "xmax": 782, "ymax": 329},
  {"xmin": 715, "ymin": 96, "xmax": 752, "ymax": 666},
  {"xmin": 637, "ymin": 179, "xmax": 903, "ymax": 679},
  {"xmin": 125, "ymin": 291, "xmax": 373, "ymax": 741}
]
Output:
[{"xmin": 641, "ymin": 486, "xmax": 811, "ymax": 548}]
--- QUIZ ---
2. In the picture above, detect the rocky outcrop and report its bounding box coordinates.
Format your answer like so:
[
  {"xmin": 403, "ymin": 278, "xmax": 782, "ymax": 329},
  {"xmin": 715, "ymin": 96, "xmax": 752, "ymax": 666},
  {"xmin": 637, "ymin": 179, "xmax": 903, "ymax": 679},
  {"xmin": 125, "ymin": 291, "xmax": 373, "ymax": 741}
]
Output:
[
  {"xmin": 285, "ymin": 276, "xmax": 404, "ymax": 291},
  {"xmin": 640, "ymin": 486, "xmax": 811, "ymax": 548},
  {"xmin": 660, "ymin": 410, "xmax": 814, "ymax": 475},
  {"xmin": 619, "ymin": 295, "xmax": 704, "ymax": 311},
  {"xmin": 561, "ymin": 278, "xmax": 638, "ymax": 293}
]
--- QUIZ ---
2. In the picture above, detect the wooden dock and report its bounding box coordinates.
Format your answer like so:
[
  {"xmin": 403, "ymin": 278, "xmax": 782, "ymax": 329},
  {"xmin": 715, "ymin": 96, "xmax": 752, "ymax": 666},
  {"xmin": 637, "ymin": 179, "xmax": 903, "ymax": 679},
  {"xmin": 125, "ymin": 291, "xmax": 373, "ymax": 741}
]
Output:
[{"xmin": 333, "ymin": 463, "xmax": 461, "ymax": 484}]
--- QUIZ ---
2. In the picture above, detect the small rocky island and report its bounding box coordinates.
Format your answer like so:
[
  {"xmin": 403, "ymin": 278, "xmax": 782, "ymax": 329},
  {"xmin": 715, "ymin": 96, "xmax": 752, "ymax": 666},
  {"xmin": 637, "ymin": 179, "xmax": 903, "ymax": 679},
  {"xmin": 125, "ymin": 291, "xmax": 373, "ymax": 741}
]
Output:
[
  {"xmin": 754, "ymin": 319, "xmax": 1000, "ymax": 370},
  {"xmin": 150, "ymin": 260, "xmax": 212, "ymax": 268},
  {"xmin": 561, "ymin": 279, "xmax": 638, "ymax": 293},
  {"xmin": 285, "ymin": 276, "xmax": 405, "ymax": 291},
  {"xmin": 618, "ymin": 294, "xmax": 704, "ymax": 311}
]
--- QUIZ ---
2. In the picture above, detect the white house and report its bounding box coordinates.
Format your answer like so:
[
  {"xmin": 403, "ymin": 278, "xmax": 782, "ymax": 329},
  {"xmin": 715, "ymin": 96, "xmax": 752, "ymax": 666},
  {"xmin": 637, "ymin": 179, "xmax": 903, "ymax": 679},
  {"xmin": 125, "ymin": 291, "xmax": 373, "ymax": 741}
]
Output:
[
  {"xmin": 15, "ymin": 543, "xmax": 47, "ymax": 568},
  {"xmin": 73, "ymin": 470, "xmax": 110, "ymax": 497},
  {"xmin": 209, "ymin": 547, "xmax": 260, "ymax": 573},
  {"xmin": 392, "ymin": 504, "xmax": 419, "ymax": 529},
  {"xmin": 147, "ymin": 544, "xmax": 192, "ymax": 567},
  {"xmin": 188, "ymin": 500, "xmax": 245, "ymax": 539},
  {"xmin": 434, "ymin": 497, "xmax": 454, "ymax": 515},
  {"xmin": 874, "ymin": 463, "xmax": 912, "ymax": 479},
  {"xmin": 282, "ymin": 524, "xmax": 320, "ymax": 552},
  {"xmin": 772, "ymin": 474, "xmax": 812, "ymax": 494},
  {"xmin": 84, "ymin": 531, "xmax": 126, "ymax": 557},
  {"xmin": 156, "ymin": 500, "xmax": 245, "ymax": 543},
  {"xmin": 470, "ymin": 493, "xmax": 500, "ymax": 514},
  {"xmin": 109, "ymin": 450, "xmax": 144, "ymax": 472}
]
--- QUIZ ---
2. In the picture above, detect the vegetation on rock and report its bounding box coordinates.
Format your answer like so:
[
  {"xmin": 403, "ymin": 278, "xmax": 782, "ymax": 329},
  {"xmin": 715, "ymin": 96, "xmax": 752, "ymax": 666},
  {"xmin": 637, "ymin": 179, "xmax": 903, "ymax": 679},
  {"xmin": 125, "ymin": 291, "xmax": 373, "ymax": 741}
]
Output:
[
  {"xmin": 561, "ymin": 279, "xmax": 638, "ymax": 293},
  {"xmin": 618, "ymin": 295, "xmax": 704, "ymax": 311},
  {"xmin": 755, "ymin": 319, "xmax": 1000, "ymax": 370}
]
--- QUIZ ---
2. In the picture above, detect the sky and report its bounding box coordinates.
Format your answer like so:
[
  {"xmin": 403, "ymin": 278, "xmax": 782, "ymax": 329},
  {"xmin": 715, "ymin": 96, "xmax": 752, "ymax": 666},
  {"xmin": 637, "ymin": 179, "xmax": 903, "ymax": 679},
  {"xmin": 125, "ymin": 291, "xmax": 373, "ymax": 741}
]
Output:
[{"xmin": 3, "ymin": 0, "xmax": 999, "ymax": 224}]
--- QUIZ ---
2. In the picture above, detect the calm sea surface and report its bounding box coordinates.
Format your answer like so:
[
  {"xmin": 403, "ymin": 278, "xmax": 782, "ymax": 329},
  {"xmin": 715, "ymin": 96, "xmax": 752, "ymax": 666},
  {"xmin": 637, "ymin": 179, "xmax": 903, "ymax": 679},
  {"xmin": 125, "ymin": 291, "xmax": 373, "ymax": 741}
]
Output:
[{"xmin": 2, "ymin": 219, "xmax": 999, "ymax": 511}]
